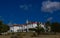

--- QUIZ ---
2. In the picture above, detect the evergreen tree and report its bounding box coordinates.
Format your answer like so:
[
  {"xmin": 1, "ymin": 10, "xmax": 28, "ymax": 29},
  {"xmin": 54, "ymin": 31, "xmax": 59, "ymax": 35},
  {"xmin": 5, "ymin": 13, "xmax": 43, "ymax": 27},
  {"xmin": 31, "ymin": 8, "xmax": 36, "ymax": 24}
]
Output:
[{"xmin": 0, "ymin": 20, "xmax": 10, "ymax": 34}]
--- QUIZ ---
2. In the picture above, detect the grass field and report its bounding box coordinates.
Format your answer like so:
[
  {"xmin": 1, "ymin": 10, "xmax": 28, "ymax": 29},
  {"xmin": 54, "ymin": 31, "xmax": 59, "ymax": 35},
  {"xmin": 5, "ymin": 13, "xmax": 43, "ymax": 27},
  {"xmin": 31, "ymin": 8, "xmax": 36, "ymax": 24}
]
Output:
[{"xmin": 0, "ymin": 32, "xmax": 60, "ymax": 38}]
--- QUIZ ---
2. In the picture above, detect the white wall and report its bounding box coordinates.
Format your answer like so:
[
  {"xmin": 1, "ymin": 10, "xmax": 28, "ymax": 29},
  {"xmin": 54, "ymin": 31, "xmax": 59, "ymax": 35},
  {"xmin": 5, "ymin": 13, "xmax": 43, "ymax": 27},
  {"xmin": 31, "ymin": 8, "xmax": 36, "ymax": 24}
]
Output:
[
  {"xmin": 10, "ymin": 26, "xmax": 23, "ymax": 32},
  {"xmin": 13, "ymin": 26, "xmax": 20, "ymax": 32},
  {"xmin": 10, "ymin": 27, "xmax": 14, "ymax": 32},
  {"xmin": 32, "ymin": 23, "xmax": 37, "ymax": 28},
  {"xmin": 27, "ymin": 23, "xmax": 37, "ymax": 28},
  {"xmin": 9, "ymin": 23, "xmax": 46, "ymax": 32}
]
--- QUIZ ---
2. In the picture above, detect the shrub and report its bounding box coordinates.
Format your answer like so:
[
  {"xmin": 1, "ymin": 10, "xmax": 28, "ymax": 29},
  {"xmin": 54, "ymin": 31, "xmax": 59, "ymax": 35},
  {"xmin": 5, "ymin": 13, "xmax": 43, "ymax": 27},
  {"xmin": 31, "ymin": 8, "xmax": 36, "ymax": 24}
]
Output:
[
  {"xmin": 16, "ymin": 33, "xmax": 21, "ymax": 36},
  {"xmin": 22, "ymin": 33, "xmax": 26, "ymax": 36},
  {"xmin": 31, "ymin": 33, "xmax": 37, "ymax": 37},
  {"xmin": 11, "ymin": 33, "xmax": 23, "ymax": 38},
  {"xmin": 11, "ymin": 33, "xmax": 15, "ymax": 35},
  {"xmin": 11, "ymin": 35, "xmax": 18, "ymax": 38}
]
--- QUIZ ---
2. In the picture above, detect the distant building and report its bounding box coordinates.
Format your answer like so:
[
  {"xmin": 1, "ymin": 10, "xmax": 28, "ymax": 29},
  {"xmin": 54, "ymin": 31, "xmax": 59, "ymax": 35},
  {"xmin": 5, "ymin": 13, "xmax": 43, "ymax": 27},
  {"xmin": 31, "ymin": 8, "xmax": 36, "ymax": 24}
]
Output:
[
  {"xmin": 8, "ymin": 20, "xmax": 51, "ymax": 32},
  {"xmin": 9, "ymin": 22, "xmax": 38, "ymax": 32}
]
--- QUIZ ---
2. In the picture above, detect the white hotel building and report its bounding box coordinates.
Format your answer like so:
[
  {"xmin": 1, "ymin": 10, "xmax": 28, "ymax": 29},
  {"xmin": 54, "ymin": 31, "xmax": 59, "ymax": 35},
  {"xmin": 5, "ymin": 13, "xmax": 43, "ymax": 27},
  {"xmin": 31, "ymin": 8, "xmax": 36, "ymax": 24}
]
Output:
[{"xmin": 8, "ymin": 20, "xmax": 47, "ymax": 32}]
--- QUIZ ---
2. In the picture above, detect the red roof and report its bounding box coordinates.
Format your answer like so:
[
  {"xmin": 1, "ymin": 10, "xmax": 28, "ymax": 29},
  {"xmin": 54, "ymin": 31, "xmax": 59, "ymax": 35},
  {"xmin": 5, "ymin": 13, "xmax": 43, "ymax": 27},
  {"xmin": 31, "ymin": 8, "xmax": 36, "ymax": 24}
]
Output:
[{"xmin": 11, "ymin": 22, "xmax": 40, "ymax": 27}]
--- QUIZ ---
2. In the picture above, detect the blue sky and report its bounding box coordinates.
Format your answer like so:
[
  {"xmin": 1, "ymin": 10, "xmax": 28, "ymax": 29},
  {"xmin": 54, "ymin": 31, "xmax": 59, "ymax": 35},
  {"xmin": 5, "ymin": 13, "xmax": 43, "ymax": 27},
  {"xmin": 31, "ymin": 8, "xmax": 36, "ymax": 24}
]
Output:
[{"xmin": 0, "ymin": 0, "xmax": 60, "ymax": 24}]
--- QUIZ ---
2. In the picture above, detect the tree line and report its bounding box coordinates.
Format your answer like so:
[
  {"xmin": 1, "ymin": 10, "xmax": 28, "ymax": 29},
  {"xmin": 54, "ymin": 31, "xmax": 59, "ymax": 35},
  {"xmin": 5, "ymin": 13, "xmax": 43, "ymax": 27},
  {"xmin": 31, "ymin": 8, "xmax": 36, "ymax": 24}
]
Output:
[
  {"xmin": 0, "ymin": 20, "xmax": 60, "ymax": 35},
  {"xmin": 45, "ymin": 21, "xmax": 60, "ymax": 32}
]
